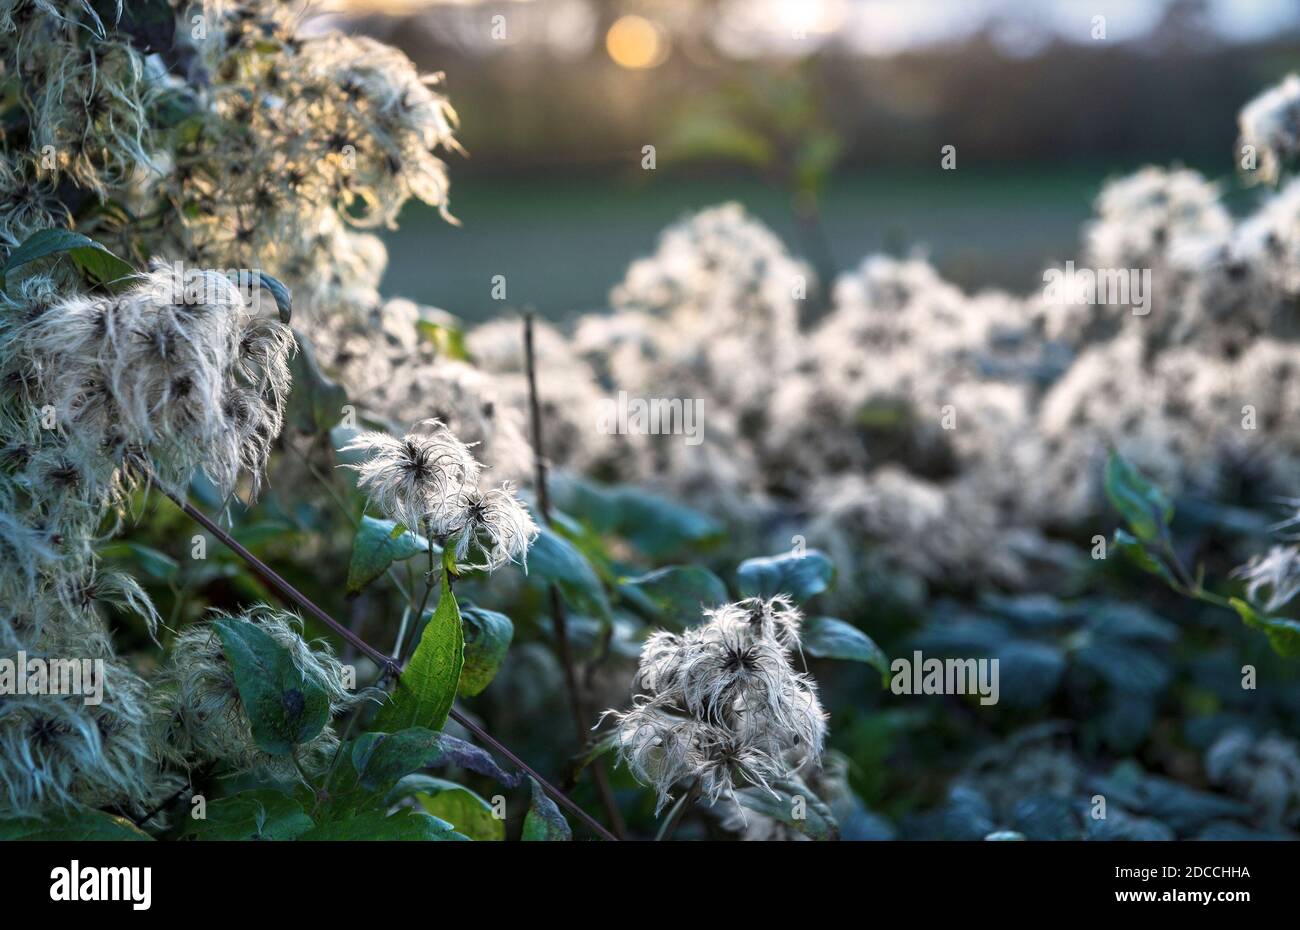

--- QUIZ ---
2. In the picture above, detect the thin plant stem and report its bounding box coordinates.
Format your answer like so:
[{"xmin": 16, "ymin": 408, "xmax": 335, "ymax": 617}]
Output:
[
  {"xmin": 400, "ymin": 521, "xmax": 438, "ymax": 665},
  {"xmin": 1158, "ymin": 536, "xmax": 1235, "ymax": 609},
  {"xmin": 654, "ymin": 780, "xmax": 701, "ymax": 841},
  {"xmin": 155, "ymin": 483, "xmax": 618, "ymax": 842},
  {"xmin": 523, "ymin": 312, "xmax": 626, "ymax": 839},
  {"xmin": 322, "ymin": 708, "xmax": 361, "ymax": 798},
  {"xmin": 163, "ymin": 485, "xmax": 400, "ymax": 674},
  {"xmin": 390, "ymin": 606, "xmax": 411, "ymax": 660},
  {"xmin": 292, "ymin": 749, "xmax": 318, "ymax": 793}
]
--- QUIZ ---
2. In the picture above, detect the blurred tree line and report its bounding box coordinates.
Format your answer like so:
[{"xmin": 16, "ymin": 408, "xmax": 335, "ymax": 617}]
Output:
[{"xmin": 341, "ymin": 0, "xmax": 1299, "ymax": 178}]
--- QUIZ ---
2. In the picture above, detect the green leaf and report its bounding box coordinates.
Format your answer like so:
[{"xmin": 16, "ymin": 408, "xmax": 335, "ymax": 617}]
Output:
[
  {"xmin": 1074, "ymin": 641, "xmax": 1170, "ymax": 695},
  {"xmin": 735, "ymin": 777, "xmax": 839, "ymax": 840},
  {"xmin": 351, "ymin": 728, "xmax": 447, "ymax": 794},
  {"xmin": 386, "ymin": 772, "xmax": 448, "ymax": 804},
  {"xmin": 619, "ymin": 566, "xmax": 728, "ymax": 629},
  {"xmin": 1112, "ymin": 529, "xmax": 1178, "ymax": 587},
  {"xmin": 297, "ymin": 809, "xmax": 467, "ymax": 841},
  {"xmin": 343, "ymin": 726, "xmax": 525, "ymax": 816},
  {"xmin": 666, "ymin": 112, "xmax": 775, "ymax": 170},
  {"xmin": 458, "ymin": 606, "xmax": 513, "ymax": 697},
  {"xmin": 528, "ymin": 526, "xmax": 611, "ymax": 619},
  {"xmin": 521, "ymin": 777, "xmax": 571, "ymax": 841},
  {"xmin": 372, "ymin": 568, "xmax": 463, "ymax": 732},
  {"xmin": 71, "ymin": 247, "xmax": 137, "ymax": 291},
  {"xmin": 737, "ymin": 550, "xmax": 835, "ymax": 602},
  {"xmin": 550, "ymin": 477, "xmax": 723, "ymax": 558},
  {"xmin": 802, "ymin": 616, "xmax": 890, "ymax": 685},
  {"xmin": 211, "ymin": 617, "xmax": 331, "ymax": 755},
  {"xmin": 571, "ymin": 730, "xmax": 619, "ymax": 775},
  {"xmin": 346, "ymin": 515, "xmax": 431, "ymax": 596},
  {"xmin": 995, "ymin": 640, "xmax": 1069, "ymax": 708},
  {"xmin": 605, "ymin": 490, "xmax": 723, "ymax": 558},
  {"xmin": 232, "ymin": 520, "xmax": 297, "ymax": 549},
  {"xmin": 1105, "ymin": 453, "xmax": 1173, "ymax": 544},
  {"xmin": 1231, "ymin": 597, "xmax": 1300, "ymax": 658},
  {"xmin": 0, "ymin": 810, "xmax": 152, "ymax": 841},
  {"xmin": 854, "ymin": 396, "xmax": 912, "ymax": 429},
  {"xmin": 432, "ymin": 734, "xmax": 523, "ymax": 787},
  {"xmin": 2, "ymin": 228, "xmax": 135, "ymax": 291},
  {"xmin": 1086, "ymin": 603, "xmax": 1178, "ymax": 644},
  {"xmin": 178, "ymin": 789, "xmax": 313, "ymax": 841},
  {"xmin": 286, "ymin": 330, "xmax": 347, "ymax": 434},
  {"xmin": 416, "ymin": 318, "xmax": 471, "ymax": 361},
  {"xmin": 413, "ymin": 778, "xmax": 504, "ymax": 841},
  {"xmin": 256, "ymin": 272, "xmax": 293, "ymax": 324},
  {"xmin": 99, "ymin": 541, "xmax": 179, "ymax": 582},
  {"xmin": 352, "ymin": 732, "xmax": 521, "ymax": 801}
]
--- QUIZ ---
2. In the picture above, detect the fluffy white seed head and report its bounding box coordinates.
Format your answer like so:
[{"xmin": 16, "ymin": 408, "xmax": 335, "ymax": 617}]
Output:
[
  {"xmin": 339, "ymin": 422, "xmax": 480, "ymax": 533},
  {"xmin": 443, "ymin": 481, "xmax": 538, "ymax": 571},
  {"xmin": 606, "ymin": 596, "xmax": 827, "ymax": 814},
  {"xmin": 1239, "ymin": 74, "xmax": 1300, "ymax": 185},
  {"xmin": 1233, "ymin": 545, "xmax": 1300, "ymax": 615},
  {"xmin": 150, "ymin": 607, "xmax": 366, "ymax": 781}
]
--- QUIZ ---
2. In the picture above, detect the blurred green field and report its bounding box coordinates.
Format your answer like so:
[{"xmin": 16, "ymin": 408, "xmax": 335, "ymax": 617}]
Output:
[{"xmin": 377, "ymin": 162, "xmax": 1252, "ymax": 324}]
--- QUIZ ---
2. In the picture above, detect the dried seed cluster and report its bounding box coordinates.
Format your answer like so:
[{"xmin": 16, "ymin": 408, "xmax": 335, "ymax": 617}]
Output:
[
  {"xmin": 341, "ymin": 422, "xmax": 537, "ymax": 572},
  {"xmin": 0, "ymin": 0, "xmax": 448, "ymax": 817},
  {"xmin": 606, "ymin": 595, "xmax": 827, "ymax": 813},
  {"xmin": 150, "ymin": 608, "xmax": 366, "ymax": 781}
]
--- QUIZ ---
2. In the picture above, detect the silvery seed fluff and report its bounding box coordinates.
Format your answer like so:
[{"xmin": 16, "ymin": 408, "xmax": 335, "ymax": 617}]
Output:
[
  {"xmin": 339, "ymin": 421, "xmax": 480, "ymax": 534},
  {"xmin": 605, "ymin": 596, "xmax": 827, "ymax": 813}
]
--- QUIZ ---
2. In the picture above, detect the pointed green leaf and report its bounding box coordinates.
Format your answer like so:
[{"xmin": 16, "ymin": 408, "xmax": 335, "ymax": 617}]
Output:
[
  {"xmin": 528, "ymin": 526, "xmax": 611, "ymax": 619},
  {"xmin": 735, "ymin": 777, "xmax": 838, "ymax": 840},
  {"xmin": 287, "ymin": 330, "xmax": 347, "ymax": 434},
  {"xmin": 346, "ymin": 515, "xmax": 431, "ymax": 596},
  {"xmin": 619, "ymin": 566, "xmax": 728, "ymax": 629},
  {"xmin": 1105, "ymin": 454, "xmax": 1173, "ymax": 544},
  {"xmin": 178, "ymin": 789, "xmax": 313, "ymax": 841},
  {"xmin": 211, "ymin": 617, "xmax": 331, "ymax": 755},
  {"xmin": 737, "ymin": 550, "xmax": 835, "ymax": 602},
  {"xmin": 2, "ymin": 228, "xmax": 135, "ymax": 291},
  {"xmin": 351, "ymin": 731, "xmax": 521, "ymax": 802},
  {"xmin": 521, "ymin": 777, "xmax": 571, "ymax": 841},
  {"xmin": 100, "ymin": 541, "xmax": 179, "ymax": 582},
  {"xmin": 1112, "ymin": 529, "xmax": 1178, "ymax": 587},
  {"xmin": 297, "ymin": 809, "xmax": 467, "ymax": 841},
  {"xmin": 0, "ymin": 810, "xmax": 151, "ymax": 841},
  {"xmin": 373, "ymin": 569, "xmax": 463, "ymax": 732},
  {"xmin": 549, "ymin": 477, "xmax": 723, "ymax": 557},
  {"xmin": 1230, "ymin": 597, "xmax": 1300, "ymax": 658},
  {"xmin": 413, "ymin": 778, "xmax": 504, "ymax": 841},
  {"xmin": 351, "ymin": 728, "xmax": 447, "ymax": 795},
  {"xmin": 803, "ymin": 616, "xmax": 890, "ymax": 685},
  {"xmin": 458, "ymin": 606, "xmax": 513, "ymax": 697}
]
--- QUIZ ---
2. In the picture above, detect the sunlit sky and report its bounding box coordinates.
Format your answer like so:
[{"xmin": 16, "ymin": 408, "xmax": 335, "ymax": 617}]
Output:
[{"xmin": 320, "ymin": 0, "xmax": 1300, "ymax": 58}]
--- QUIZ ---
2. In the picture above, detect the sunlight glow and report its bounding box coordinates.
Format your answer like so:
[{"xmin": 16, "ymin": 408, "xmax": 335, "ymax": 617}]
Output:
[{"xmin": 605, "ymin": 15, "xmax": 669, "ymax": 70}]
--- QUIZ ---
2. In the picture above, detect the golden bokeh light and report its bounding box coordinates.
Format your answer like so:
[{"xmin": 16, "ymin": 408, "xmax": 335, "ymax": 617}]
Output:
[{"xmin": 605, "ymin": 15, "xmax": 669, "ymax": 70}]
